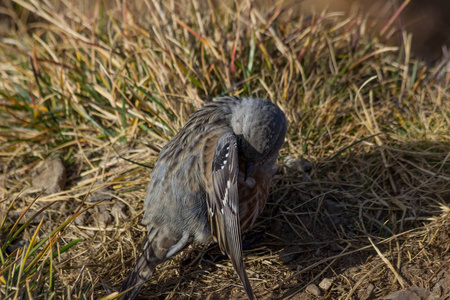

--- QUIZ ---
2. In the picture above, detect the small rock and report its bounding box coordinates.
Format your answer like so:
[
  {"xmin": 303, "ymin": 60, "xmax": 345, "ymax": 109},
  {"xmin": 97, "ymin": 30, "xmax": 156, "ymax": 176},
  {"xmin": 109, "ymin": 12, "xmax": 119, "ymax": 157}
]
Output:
[
  {"xmin": 31, "ymin": 157, "xmax": 66, "ymax": 194},
  {"xmin": 285, "ymin": 156, "xmax": 313, "ymax": 173},
  {"xmin": 319, "ymin": 277, "xmax": 334, "ymax": 291},
  {"xmin": 429, "ymin": 279, "xmax": 444, "ymax": 300},
  {"xmin": 362, "ymin": 283, "xmax": 376, "ymax": 300},
  {"xmin": 429, "ymin": 285, "xmax": 442, "ymax": 300},
  {"xmin": 382, "ymin": 286, "xmax": 429, "ymax": 300},
  {"xmin": 98, "ymin": 211, "xmax": 113, "ymax": 227},
  {"xmin": 279, "ymin": 246, "xmax": 302, "ymax": 263},
  {"xmin": 306, "ymin": 284, "xmax": 321, "ymax": 296}
]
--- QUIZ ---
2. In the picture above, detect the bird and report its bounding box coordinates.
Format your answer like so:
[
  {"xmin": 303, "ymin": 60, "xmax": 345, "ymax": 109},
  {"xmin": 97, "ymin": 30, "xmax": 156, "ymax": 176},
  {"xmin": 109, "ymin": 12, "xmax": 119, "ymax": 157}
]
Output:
[{"xmin": 120, "ymin": 96, "xmax": 287, "ymax": 299}]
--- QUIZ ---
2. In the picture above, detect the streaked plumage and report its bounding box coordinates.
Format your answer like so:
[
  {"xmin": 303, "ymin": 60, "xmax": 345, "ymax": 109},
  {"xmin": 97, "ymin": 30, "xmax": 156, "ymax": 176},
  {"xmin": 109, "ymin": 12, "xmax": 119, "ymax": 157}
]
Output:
[{"xmin": 120, "ymin": 96, "xmax": 287, "ymax": 299}]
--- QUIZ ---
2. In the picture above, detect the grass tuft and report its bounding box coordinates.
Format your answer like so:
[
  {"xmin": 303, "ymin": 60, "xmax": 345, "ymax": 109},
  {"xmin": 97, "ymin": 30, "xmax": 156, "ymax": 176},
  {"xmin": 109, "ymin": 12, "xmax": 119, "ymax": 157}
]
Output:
[{"xmin": 1, "ymin": 0, "xmax": 449, "ymax": 298}]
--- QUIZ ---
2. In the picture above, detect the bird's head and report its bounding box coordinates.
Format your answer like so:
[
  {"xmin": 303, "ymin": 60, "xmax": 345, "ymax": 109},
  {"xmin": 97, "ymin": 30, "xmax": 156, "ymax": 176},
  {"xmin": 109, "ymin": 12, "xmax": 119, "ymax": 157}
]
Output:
[{"xmin": 230, "ymin": 98, "xmax": 287, "ymax": 172}]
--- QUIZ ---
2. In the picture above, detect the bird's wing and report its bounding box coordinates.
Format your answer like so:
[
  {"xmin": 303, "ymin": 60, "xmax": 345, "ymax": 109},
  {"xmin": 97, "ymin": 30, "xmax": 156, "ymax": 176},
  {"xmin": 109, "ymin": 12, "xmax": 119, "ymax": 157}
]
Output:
[{"xmin": 207, "ymin": 131, "xmax": 255, "ymax": 300}]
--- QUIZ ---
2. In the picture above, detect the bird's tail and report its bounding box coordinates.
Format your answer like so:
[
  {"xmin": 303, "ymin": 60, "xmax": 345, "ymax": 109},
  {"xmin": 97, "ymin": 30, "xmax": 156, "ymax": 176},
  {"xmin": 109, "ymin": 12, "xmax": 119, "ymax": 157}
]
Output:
[{"xmin": 120, "ymin": 230, "xmax": 161, "ymax": 300}]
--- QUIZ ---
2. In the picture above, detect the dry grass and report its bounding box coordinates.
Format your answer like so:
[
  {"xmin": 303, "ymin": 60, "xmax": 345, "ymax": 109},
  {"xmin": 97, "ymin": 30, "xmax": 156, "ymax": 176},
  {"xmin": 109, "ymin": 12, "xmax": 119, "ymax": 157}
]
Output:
[{"xmin": 0, "ymin": 0, "xmax": 449, "ymax": 299}]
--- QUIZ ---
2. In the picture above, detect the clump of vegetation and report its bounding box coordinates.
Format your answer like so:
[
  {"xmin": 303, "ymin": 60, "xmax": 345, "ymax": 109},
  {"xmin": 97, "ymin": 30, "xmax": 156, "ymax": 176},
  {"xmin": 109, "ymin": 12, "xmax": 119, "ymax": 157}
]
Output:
[
  {"xmin": 0, "ymin": 192, "xmax": 90, "ymax": 299},
  {"xmin": 1, "ymin": 0, "xmax": 449, "ymax": 299}
]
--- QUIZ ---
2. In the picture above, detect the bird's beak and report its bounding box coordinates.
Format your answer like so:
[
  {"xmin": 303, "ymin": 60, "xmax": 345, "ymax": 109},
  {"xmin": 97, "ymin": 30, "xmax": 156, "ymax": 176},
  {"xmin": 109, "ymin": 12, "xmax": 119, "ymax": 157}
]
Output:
[{"xmin": 244, "ymin": 161, "xmax": 255, "ymax": 182}]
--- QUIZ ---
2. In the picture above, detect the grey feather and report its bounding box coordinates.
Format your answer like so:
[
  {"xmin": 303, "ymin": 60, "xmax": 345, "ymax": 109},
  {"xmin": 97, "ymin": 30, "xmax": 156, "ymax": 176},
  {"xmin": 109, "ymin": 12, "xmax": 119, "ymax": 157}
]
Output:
[{"xmin": 120, "ymin": 96, "xmax": 287, "ymax": 300}]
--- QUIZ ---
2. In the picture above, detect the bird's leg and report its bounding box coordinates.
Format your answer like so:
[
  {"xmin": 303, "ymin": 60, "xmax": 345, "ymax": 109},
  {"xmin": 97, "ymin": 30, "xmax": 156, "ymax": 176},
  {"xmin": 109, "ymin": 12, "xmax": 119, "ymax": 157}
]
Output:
[{"xmin": 178, "ymin": 243, "xmax": 215, "ymax": 273}]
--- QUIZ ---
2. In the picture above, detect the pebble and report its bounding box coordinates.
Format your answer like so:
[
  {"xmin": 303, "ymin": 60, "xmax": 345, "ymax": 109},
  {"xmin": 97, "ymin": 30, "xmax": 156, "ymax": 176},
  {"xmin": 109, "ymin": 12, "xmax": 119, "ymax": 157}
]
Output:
[
  {"xmin": 285, "ymin": 156, "xmax": 313, "ymax": 173},
  {"xmin": 306, "ymin": 284, "xmax": 321, "ymax": 296},
  {"xmin": 362, "ymin": 283, "xmax": 375, "ymax": 300},
  {"xmin": 319, "ymin": 277, "xmax": 334, "ymax": 291},
  {"xmin": 31, "ymin": 157, "xmax": 66, "ymax": 194}
]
